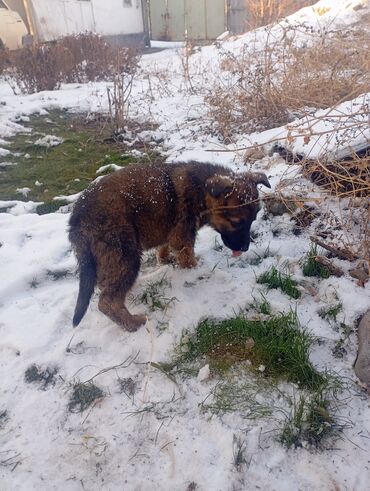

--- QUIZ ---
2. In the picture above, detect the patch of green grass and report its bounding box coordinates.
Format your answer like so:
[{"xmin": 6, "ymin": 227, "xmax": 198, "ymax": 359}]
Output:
[
  {"xmin": 179, "ymin": 312, "xmax": 326, "ymax": 390},
  {"xmin": 302, "ymin": 244, "xmax": 331, "ymax": 279},
  {"xmin": 0, "ymin": 110, "xmax": 144, "ymax": 202},
  {"xmin": 24, "ymin": 364, "xmax": 58, "ymax": 390},
  {"xmin": 250, "ymin": 292, "xmax": 272, "ymax": 315},
  {"xmin": 133, "ymin": 275, "xmax": 177, "ymax": 312},
  {"xmin": 257, "ymin": 267, "xmax": 301, "ymax": 299},
  {"xmin": 68, "ymin": 382, "xmax": 104, "ymax": 413},
  {"xmin": 319, "ymin": 303, "xmax": 343, "ymax": 322}
]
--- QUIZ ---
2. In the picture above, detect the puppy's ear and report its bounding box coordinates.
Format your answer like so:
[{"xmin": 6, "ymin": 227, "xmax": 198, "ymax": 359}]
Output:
[
  {"xmin": 205, "ymin": 175, "xmax": 233, "ymax": 198},
  {"xmin": 250, "ymin": 172, "xmax": 271, "ymax": 188}
]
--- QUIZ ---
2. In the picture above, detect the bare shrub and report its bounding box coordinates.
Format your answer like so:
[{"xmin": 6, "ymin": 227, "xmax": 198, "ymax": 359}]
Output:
[
  {"xmin": 8, "ymin": 43, "xmax": 73, "ymax": 93},
  {"xmin": 6, "ymin": 33, "xmax": 140, "ymax": 94},
  {"xmin": 302, "ymin": 153, "xmax": 370, "ymax": 198},
  {"xmin": 246, "ymin": 0, "xmax": 317, "ymax": 29},
  {"xmin": 0, "ymin": 40, "xmax": 11, "ymax": 76},
  {"xmin": 58, "ymin": 33, "xmax": 139, "ymax": 83},
  {"xmin": 206, "ymin": 45, "xmax": 291, "ymax": 139},
  {"xmin": 206, "ymin": 30, "xmax": 370, "ymax": 140},
  {"xmin": 107, "ymin": 71, "xmax": 137, "ymax": 135}
]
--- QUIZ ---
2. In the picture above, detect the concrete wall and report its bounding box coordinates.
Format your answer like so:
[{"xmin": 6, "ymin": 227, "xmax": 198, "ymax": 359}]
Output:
[
  {"xmin": 27, "ymin": 0, "xmax": 144, "ymax": 42},
  {"xmin": 92, "ymin": 0, "xmax": 143, "ymax": 36}
]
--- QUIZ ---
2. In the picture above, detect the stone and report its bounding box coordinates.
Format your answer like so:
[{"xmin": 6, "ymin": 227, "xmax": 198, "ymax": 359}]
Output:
[{"xmin": 354, "ymin": 310, "xmax": 370, "ymax": 387}]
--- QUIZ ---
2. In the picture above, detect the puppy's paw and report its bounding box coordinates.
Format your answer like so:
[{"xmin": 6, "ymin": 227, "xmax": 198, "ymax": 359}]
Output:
[
  {"xmin": 177, "ymin": 254, "xmax": 198, "ymax": 269},
  {"xmin": 124, "ymin": 313, "xmax": 147, "ymax": 332}
]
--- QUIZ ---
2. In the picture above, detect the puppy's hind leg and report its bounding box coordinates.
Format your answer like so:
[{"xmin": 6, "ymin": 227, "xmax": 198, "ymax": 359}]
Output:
[{"xmin": 93, "ymin": 233, "xmax": 147, "ymax": 331}]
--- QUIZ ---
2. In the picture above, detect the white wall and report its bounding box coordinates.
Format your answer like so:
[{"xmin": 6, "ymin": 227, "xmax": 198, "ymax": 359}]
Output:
[
  {"xmin": 92, "ymin": 0, "xmax": 143, "ymax": 36},
  {"xmin": 30, "ymin": 0, "xmax": 144, "ymax": 42}
]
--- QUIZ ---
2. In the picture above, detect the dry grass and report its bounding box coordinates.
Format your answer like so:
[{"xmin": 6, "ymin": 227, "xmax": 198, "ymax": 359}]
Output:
[
  {"xmin": 246, "ymin": 0, "xmax": 316, "ymax": 29},
  {"xmin": 207, "ymin": 29, "xmax": 370, "ymax": 140},
  {"xmin": 302, "ymin": 153, "xmax": 370, "ymax": 198},
  {"xmin": 280, "ymin": 35, "xmax": 370, "ymax": 110}
]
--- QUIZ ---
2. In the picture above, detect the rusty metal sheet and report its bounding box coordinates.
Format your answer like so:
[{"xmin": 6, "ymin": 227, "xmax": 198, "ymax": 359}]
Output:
[
  {"xmin": 149, "ymin": 0, "xmax": 225, "ymax": 42},
  {"xmin": 228, "ymin": 0, "xmax": 249, "ymax": 34},
  {"xmin": 149, "ymin": 0, "xmax": 184, "ymax": 41}
]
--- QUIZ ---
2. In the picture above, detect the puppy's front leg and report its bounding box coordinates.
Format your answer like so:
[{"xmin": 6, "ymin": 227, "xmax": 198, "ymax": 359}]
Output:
[
  {"xmin": 168, "ymin": 222, "xmax": 197, "ymax": 269},
  {"xmin": 175, "ymin": 246, "xmax": 197, "ymax": 269}
]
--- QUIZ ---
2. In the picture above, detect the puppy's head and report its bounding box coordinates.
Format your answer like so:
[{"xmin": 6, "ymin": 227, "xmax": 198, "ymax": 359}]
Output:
[{"xmin": 205, "ymin": 172, "xmax": 270, "ymax": 255}]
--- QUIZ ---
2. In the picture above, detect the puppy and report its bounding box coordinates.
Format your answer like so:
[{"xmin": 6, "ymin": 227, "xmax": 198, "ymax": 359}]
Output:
[{"xmin": 69, "ymin": 162, "xmax": 270, "ymax": 330}]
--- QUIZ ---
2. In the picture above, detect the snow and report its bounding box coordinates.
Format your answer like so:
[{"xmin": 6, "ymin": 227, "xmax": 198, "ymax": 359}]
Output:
[
  {"xmin": 34, "ymin": 135, "xmax": 64, "ymax": 147},
  {"xmin": 96, "ymin": 163, "xmax": 124, "ymax": 174},
  {"xmin": 150, "ymin": 40, "xmax": 186, "ymax": 49},
  {"xmin": 1, "ymin": 1, "xmax": 370, "ymax": 490},
  {"xmin": 16, "ymin": 187, "xmax": 31, "ymax": 197}
]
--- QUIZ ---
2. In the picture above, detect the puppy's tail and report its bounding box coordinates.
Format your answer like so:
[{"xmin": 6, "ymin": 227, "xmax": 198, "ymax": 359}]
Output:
[{"xmin": 71, "ymin": 236, "xmax": 97, "ymax": 327}]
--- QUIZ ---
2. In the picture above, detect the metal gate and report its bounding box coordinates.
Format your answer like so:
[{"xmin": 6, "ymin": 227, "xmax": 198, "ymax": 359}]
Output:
[
  {"xmin": 149, "ymin": 0, "xmax": 226, "ymax": 41},
  {"xmin": 227, "ymin": 0, "xmax": 249, "ymax": 34}
]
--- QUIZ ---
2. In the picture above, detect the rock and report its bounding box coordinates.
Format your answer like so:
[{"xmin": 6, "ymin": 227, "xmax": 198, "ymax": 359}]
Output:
[
  {"xmin": 197, "ymin": 364, "xmax": 210, "ymax": 382},
  {"xmin": 354, "ymin": 310, "xmax": 370, "ymax": 387},
  {"xmin": 300, "ymin": 279, "xmax": 318, "ymax": 297},
  {"xmin": 265, "ymin": 196, "xmax": 293, "ymax": 216},
  {"xmin": 245, "ymin": 337, "xmax": 255, "ymax": 351},
  {"xmin": 349, "ymin": 261, "xmax": 369, "ymax": 287},
  {"xmin": 243, "ymin": 146, "xmax": 266, "ymax": 162}
]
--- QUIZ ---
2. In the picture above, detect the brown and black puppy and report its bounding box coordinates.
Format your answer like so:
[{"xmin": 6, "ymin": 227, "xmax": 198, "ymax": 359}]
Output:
[{"xmin": 69, "ymin": 162, "xmax": 270, "ymax": 330}]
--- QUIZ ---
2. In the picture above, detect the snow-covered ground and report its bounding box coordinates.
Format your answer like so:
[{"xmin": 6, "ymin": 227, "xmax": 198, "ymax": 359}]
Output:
[{"xmin": 1, "ymin": 1, "xmax": 370, "ymax": 490}]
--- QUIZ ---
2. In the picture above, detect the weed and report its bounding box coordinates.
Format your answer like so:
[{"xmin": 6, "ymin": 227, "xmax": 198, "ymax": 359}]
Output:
[
  {"xmin": 24, "ymin": 364, "xmax": 58, "ymax": 390},
  {"xmin": 302, "ymin": 244, "xmax": 331, "ymax": 279},
  {"xmin": 213, "ymin": 237, "xmax": 224, "ymax": 252},
  {"xmin": 133, "ymin": 275, "xmax": 177, "ymax": 312},
  {"xmin": 258, "ymin": 299, "xmax": 271, "ymax": 315},
  {"xmin": 331, "ymin": 323, "xmax": 351, "ymax": 358},
  {"xmin": 232, "ymin": 434, "xmax": 249, "ymax": 471},
  {"xmin": 178, "ymin": 312, "xmax": 326, "ymax": 390},
  {"xmin": 46, "ymin": 269, "xmax": 74, "ymax": 281},
  {"xmin": 251, "ymin": 292, "xmax": 272, "ymax": 315},
  {"xmin": 257, "ymin": 267, "xmax": 301, "ymax": 299},
  {"xmin": 280, "ymin": 388, "xmax": 346, "ymax": 449},
  {"xmin": 29, "ymin": 277, "xmax": 40, "ymax": 289},
  {"xmin": 319, "ymin": 303, "xmax": 343, "ymax": 322},
  {"xmin": 202, "ymin": 376, "xmax": 275, "ymax": 417},
  {"xmin": 118, "ymin": 377, "xmax": 137, "ymax": 397},
  {"xmin": 332, "ymin": 339, "xmax": 346, "ymax": 359},
  {"xmin": 36, "ymin": 200, "xmax": 70, "ymax": 215},
  {"xmin": 0, "ymin": 410, "xmax": 8, "ymax": 428},
  {"xmin": 237, "ymin": 246, "xmax": 272, "ymax": 268},
  {"xmin": 68, "ymin": 382, "xmax": 104, "ymax": 413}
]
